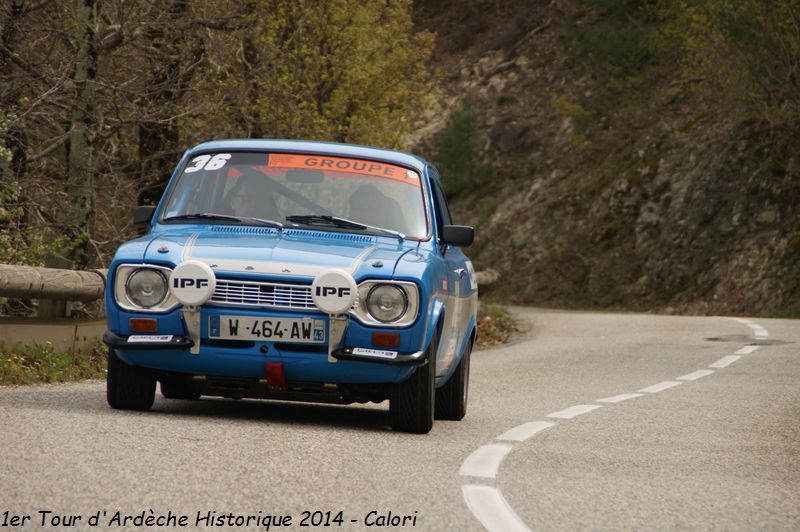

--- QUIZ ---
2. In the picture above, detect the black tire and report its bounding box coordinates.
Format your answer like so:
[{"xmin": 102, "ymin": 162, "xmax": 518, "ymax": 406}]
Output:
[
  {"xmin": 106, "ymin": 348, "xmax": 156, "ymax": 411},
  {"xmin": 435, "ymin": 338, "xmax": 471, "ymax": 420},
  {"xmin": 390, "ymin": 329, "xmax": 437, "ymax": 434},
  {"xmin": 160, "ymin": 377, "xmax": 201, "ymax": 400}
]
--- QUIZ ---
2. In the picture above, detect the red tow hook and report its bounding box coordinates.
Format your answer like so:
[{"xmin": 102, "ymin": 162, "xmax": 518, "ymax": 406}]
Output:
[{"xmin": 265, "ymin": 362, "xmax": 288, "ymax": 393}]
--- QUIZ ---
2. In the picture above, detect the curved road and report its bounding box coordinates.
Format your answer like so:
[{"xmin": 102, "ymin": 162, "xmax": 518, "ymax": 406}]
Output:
[{"xmin": 1, "ymin": 308, "xmax": 798, "ymax": 530}]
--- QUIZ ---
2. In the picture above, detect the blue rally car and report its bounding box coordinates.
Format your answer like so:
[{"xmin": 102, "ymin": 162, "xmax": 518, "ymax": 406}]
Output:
[{"xmin": 103, "ymin": 140, "xmax": 477, "ymax": 433}]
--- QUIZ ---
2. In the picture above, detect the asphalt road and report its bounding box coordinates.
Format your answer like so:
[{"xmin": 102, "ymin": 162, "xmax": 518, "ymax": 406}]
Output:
[{"xmin": 1, "ymin": 308, "xmax": 798, "ymax": 531}]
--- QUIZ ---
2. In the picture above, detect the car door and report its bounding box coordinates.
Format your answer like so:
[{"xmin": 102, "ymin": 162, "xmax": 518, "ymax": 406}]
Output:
[{"xmin": 430, "ymin": 172, "xmax": 467, "ymax": 376}]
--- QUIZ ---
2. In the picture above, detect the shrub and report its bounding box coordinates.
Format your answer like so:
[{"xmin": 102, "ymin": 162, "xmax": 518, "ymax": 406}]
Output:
[
  {"xmin": 433, "ymin": 99, "xmax": 489, "ymax": 197},
  {"xmin": 565, "ymin": 0, "xmax": 658, "ymax": 80},
  {"xmin": 0, "ymin": 339, "xmax": 106, "ymax": 385},
  {"xmin": 477, "ymin": 303, "xmax": 518, "ymax": 347},
  {"xmin": 659, "ymin": 0, "xmax": 800, "ymax": 129}
]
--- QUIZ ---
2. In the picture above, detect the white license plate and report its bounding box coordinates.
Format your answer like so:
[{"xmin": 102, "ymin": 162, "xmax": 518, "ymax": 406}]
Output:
[
  {"xmin": 209, "ymin": 315, "xmax": 325, "ymax": 343},
  {"xmin": 128, "ymin": 335, "xmax": 174, "ymax": 343}
]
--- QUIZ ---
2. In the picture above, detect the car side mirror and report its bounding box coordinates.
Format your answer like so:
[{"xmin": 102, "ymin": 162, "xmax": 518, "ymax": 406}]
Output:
[
  {"xmin": 442, "ymin": 225, "xmax": 474, "ymax": 247},
  {"xmin": 133, "ymin": 205, "xmax": 156, "ymax": 226}
]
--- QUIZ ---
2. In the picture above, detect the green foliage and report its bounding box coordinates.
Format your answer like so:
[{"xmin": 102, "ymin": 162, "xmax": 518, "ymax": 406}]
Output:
[
  {"xmin": 0, "ymin": 110, "xmax": 13, "ymax": 166},
  {"xmin": 561, "ymin": 1, "xmax": 660, "ymax": 129},
  {"xmin": 1, "ymin": 0, "xmax": 434, "ymax": 271},
  {"xmin": 565, "ymin": 0, "xmax": 658, "ymax": 79},
  {"xmin": 563, "ymin": 0, "xmax": 800, "ymax": 131},
  {"xmin": 0, "ymin": 185, "xmax": 67, "ymax": 267},
  {"xmin": 196, "ymin": 0, "xmax": 434, "ymax": 148},
  {"xmin": 0, "ymin": 338, "xmax": 106, "ymax": 385},
  {"xmin": 477, "ymin": 303, "xmax": 517, "ymax": 347},
  {"xmin": 432, "ymin": 99, "xmax": 489, "ymax": 197},
  {"xmin": 659, "ymin": 0, "xmax": 800, "ymax": 129},
  {"xmin": 773, "ymin": 302, "xmax": 800, "ymax": 319},
  {"xmin": 550, "ymin": 93, "xmax": 594, "ymax": 142},
  {"xmin": 0, "ymin": 109, "xmax": 65, "ymax": 267}
]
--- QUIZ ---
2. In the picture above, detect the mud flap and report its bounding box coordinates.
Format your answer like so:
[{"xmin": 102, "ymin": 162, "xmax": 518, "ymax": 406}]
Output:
[{"xmin": 266, "ymin": 362, "xmax": 288, "ymax": 393}]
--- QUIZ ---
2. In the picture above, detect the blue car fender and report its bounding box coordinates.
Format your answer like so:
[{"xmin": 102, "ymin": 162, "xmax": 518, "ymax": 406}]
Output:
[{"xmin": 424, "ymin": 297, "xmax": 446, "ymax": 354}]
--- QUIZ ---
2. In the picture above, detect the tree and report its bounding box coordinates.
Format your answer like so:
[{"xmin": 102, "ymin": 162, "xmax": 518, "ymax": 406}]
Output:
[
  {"xmin": 661, "ymin": 0, "xmax": 800, "ymax": 129},
  {"xmin": 194, "ymin": 0, "xmax": 433, "ymax": 148},
  {"xmin": 66, "ymin": 0, "xmax": 98, "ymax": 268},
  {"xmin": 0, "ymin": 0, "xmax": 434, "ymax": 287}
]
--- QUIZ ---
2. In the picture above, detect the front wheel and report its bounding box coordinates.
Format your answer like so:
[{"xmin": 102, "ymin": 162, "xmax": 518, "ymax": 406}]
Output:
[
  {"xmin": 107, "ymin": 348, "xmax": 156, "ymax": 411},
  {"xmin": 390, "ymin": 330, "xmax": 437, "ymax": 434},
  {"xmin": 435, "ymin": 338, "xmax": 471, "ymax": 420}
]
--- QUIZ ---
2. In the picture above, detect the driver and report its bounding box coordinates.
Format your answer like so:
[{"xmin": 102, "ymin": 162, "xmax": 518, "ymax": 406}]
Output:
[
  {"xmin": 224, "ymin": 174, "xmax": 279, "ymax": 220},
  {"xmin": 349, "ymin": 184, "xmax": 403, "ymax": 231}
]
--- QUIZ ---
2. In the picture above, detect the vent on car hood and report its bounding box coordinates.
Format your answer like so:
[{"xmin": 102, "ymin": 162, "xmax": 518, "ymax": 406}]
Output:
[
  {"xmin": 209, "ymin": 226, "xmax": 375, "ymax": 243},
  {"xmin": 210, "ymin": 226, "xmax": 278, "ymax": 236},
  {"xmin": 283, "ymin": 229, "xmax": 375, "ymax": 244}
]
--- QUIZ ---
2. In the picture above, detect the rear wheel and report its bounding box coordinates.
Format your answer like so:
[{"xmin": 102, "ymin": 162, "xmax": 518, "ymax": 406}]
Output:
[
  {"xmin": 390, "ymin": 330, "xmax": 437, "ymax": 434},
  {"xmin": 435, "ymin": 338, "xmax": 471, "ymax": 420},
  {"xmin": 106, "ymin": 348, "xmax": 156, "ymax": 411}
]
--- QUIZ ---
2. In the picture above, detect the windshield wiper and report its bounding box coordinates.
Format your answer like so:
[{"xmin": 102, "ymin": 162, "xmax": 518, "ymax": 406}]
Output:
[
  {"xmin": 163, "ymin": 212, "xmax": 283, "ymax": 230},
  {"xmin": 286, "ymin": 215, "xmax": 404, "ymax": 241}
]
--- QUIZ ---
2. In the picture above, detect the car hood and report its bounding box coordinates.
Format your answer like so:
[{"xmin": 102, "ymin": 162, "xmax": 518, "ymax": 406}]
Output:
[{"xmin": 140, "ymin": 227, "xmax": 416, "ymax": 280}]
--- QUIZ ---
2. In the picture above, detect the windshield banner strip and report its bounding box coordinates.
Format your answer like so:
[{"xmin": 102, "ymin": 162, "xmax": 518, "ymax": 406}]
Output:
[{"xmin": 267, "ymin": 154, "xmax": 420, "ymax": 187}]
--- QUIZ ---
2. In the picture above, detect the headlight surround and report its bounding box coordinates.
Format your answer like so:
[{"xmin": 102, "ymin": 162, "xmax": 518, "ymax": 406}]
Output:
[
  {"xmin": 114, "ymin": 264, "xmax": 178, "ymax": 312},
  {"xmin": 366, "ymin": 284, "xmax": 408, "ymax": 323},
  {"xmin": 125, "ymin": 268, "xmax": 168, "ymax": 308},
  {"xmin": 353, "ymin": 281, "xmax": 419, "ymax": 327}
]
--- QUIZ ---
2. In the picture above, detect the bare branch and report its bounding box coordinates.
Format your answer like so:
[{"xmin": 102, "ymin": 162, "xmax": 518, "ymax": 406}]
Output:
[
  {"xmin": 26, "ymin": 132, "xmax": 69, "ymax": 162},
  {"xmin": 21, "ymin": 0, "xmax": 54, "ymax": 15}
]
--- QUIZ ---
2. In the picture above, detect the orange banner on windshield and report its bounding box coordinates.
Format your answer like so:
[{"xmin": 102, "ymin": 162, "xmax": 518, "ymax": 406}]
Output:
[{"xmin": 268, "ymin": 154, "xmax": 420, "ymax": 187}]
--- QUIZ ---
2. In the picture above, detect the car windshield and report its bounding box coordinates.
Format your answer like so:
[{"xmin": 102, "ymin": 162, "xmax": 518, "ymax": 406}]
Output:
[{"xmin": 160, "ymin": 151, "xmax": 428, "ymax": 239}]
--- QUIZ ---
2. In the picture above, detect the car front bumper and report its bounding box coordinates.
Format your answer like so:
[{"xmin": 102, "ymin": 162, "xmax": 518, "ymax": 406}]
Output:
[{"xmin": 103, "ymin": 330, "xmax": 421, "ymax": 384}]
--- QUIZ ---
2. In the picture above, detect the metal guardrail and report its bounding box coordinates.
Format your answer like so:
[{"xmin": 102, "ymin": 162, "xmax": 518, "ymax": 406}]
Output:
[
  {"xmin": 0, "ymin": 264, "xmax": 107, "ymax": 302},
  {"xmin": 0, "ymin": 264, "xmax": 497, "ymax": 303},
  {"xmin": 0, "ymin": 263, "xmax": 108, "ymax": 350},
  {"xmin": 0, "ymin": 263, "xmax": 497, "ymax": 350}
]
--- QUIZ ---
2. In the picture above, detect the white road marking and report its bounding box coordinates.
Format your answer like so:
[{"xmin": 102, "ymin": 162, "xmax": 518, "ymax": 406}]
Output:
[
  {"xmin": 496, "ymin": 421, "xmax": 555, "ymax": 442},
  {"xmin": 678, "ymin": 369, "xmax": 715, "ymax": 381},
  {"xmin": 546, "ymin": 404, "xmax": 601, "ymax": 419},
  {"xmin": 596, "ymin": 393, "xmax": 644, "ymax": 404},
  {"xmin": 735, "ymin": 345, "xmax": 760, "ymax": 355},
  {"xmin": 638, "ymin": 381, "xmax": 682, "ymax": 393},
  {"xmin": 460, "ymin": 316, "xmax": 765, "ymax": 531},
  {"xmin": 732, "ymin": 318, "xmax": 769, "ymax": 337},
  {"xmin": 710, "ymin": 355, "xmax": 741, "ymax": 368},
  {"xmin": 459, "ymin": 444, "xmax": 513, "ymax": 479},
  {"xmin": 463, "ymin": 485, "xmax": 531, "ymax": 532}
]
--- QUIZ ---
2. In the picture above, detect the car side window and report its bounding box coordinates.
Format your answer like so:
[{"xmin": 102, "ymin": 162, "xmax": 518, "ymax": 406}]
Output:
[
  {"xmin": 439, "ymin": 182, "xmax": 454, "ymax": 225},
  {"xmin": 431, "ymin": 179, "xmax": 453, "ymax": 234}
]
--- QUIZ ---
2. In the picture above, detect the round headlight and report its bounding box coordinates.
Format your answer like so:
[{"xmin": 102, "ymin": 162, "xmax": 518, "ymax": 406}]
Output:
[
  {"xmin": 366, "ymin": 284, "xmax": 407, "ymax": 323},
  {"xmin": 125, "ymin": 269, "xmax": 168, "ymax": 308}
]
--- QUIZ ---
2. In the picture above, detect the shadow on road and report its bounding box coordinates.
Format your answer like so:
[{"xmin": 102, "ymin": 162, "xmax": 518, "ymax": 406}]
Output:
[
  {"xmin": 152, "ymin": 394, "xmax": 391, "ymax": 432},
  {"xmin": 2, "ymin": 380, "xmax": 395, "ymax": 434}
]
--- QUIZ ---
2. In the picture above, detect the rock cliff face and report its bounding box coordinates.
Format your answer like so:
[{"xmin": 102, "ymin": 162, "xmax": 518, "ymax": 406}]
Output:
[{"xmin": 416, "ymin": 1, "xmax": 800, "ymax": 316}]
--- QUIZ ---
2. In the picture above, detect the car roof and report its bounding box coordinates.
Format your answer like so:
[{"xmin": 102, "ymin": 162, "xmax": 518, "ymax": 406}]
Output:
[{"xmin": 189, "ymin": 139, "xmax": 432, "ymax": 175}]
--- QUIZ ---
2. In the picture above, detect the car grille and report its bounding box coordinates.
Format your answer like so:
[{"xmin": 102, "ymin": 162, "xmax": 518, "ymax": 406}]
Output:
[{"xmin": 211, "ymin": 280, "xmax": 316, "ymax": 310}]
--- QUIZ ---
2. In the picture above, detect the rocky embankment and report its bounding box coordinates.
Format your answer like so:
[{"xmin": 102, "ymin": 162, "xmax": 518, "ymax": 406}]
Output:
[{"xmin": 416, "ymin": 1, "xmax": 799, "ymax": 316}]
